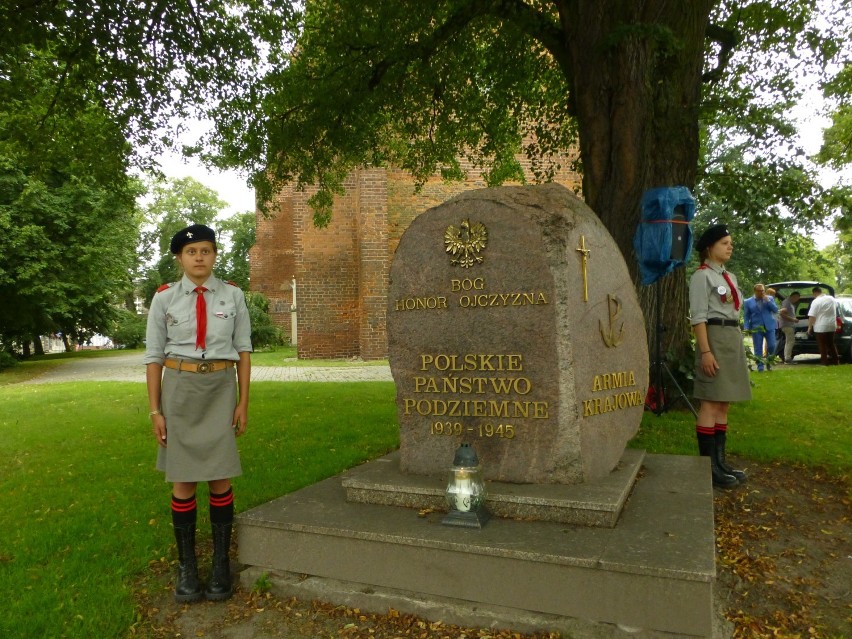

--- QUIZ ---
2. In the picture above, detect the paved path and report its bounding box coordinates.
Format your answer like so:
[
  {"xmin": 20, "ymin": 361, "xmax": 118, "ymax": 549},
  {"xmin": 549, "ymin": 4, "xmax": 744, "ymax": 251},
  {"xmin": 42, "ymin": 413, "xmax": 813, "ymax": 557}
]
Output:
[{"xmin": 25, "ymin": 353, "xmax": 393, "ymax": 384}]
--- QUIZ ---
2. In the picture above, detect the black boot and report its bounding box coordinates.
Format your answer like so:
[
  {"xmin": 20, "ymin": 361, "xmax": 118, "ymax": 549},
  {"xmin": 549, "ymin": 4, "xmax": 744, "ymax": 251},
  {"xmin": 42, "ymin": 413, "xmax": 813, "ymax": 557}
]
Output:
[
  {"xmin": 205, "ymin": 522, "xmax": 233, "ymax": 601},
  {"xmin": 173, "ymin": 523, "xmax": 203, "ymax": 603},
  {"xmin": 697, "ymin": 434, "xmax": 739, "ymax": 489},
  {"xmin": 715, "ymin": 430, "xmax": 747, "ymax": 483}
]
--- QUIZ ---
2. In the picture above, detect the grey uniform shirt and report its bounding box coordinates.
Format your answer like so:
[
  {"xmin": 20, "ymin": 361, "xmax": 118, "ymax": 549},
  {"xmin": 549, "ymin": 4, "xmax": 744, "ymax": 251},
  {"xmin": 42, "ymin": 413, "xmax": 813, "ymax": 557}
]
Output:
[
  {"xmin": 689, "ymin": 260, "xmax": 742, "ymax": 325},
  {"xmin": 144, "ymin": 274, "xmax": 253, "ymax": 364}
]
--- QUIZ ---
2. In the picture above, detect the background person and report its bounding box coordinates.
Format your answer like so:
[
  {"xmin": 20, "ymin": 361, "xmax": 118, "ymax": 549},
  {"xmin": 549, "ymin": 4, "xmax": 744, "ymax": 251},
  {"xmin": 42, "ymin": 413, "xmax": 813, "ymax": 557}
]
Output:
[
  {"xmin": 779, "ymin": 291, "xmax": 801, "ymax": 363},
  {"xmin": 144, "ymin": 224, "xmax": 253, "ymax": 603},
  {"xmin": 807, "ymin": 286, "xmax": 840, "ymax": 366},
  {"xmin": 743, "ymin": 283, "xmax": 779, "ymax": 371},
  {"xmin": 689, "ymin": 224, "xmax": 750, "ymax": 489}
]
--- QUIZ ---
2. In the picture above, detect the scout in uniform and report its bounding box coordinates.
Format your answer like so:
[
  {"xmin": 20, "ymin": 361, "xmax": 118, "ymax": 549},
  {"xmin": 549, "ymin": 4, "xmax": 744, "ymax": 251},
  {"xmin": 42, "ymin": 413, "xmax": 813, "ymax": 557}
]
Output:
[
  {"xmin": 689, "ymin": 224, "xmax": 750, "ymax": 489},
  {"xmin": 144, "ymin": 224, "xmax": 252, "ymax": 602}
]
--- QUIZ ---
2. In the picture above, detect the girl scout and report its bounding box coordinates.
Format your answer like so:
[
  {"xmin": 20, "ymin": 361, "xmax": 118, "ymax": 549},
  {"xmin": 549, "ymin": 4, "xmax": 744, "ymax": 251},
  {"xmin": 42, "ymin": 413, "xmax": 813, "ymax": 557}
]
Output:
[
  {"xmin": 689, "ymin": 224, "xmax": 749, "ymax": 489},
  {"xmin": 144, "ymin": 223, "xmax": 252, "ymax": 602}
]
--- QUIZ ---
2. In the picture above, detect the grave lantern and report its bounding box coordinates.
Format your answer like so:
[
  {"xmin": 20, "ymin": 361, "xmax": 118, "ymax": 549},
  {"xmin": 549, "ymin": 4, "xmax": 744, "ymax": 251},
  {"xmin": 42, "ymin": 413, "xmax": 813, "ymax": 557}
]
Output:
[{"xmin": 442, "ymin": 443, "xmax": 490, "ymax": 528}]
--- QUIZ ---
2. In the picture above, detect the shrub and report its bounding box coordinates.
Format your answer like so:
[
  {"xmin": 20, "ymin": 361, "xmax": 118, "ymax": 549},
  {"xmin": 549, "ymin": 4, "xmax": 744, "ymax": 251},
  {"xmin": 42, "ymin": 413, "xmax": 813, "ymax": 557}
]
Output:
[
  {"xmin": 0, "ymin": 350, "xmax": 17, "ymax": 371},
  {"xmin": 246, "ymin": 291, "xmax": 284, "ymax": 349},
  {"xmin": 107, "ymin": 309, "xmax": 147, "ymax": 348}
]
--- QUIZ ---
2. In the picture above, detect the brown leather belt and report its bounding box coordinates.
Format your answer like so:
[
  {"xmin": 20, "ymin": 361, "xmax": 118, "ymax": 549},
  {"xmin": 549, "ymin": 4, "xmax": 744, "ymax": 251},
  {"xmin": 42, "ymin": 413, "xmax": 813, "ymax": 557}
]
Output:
[
  {"xmin": 705, "ymin": 318, "xmax": 740, "ymax": 328},
  {"xmin": 164, "ymin": 359, "xmax": 234, "ymax": 374}
]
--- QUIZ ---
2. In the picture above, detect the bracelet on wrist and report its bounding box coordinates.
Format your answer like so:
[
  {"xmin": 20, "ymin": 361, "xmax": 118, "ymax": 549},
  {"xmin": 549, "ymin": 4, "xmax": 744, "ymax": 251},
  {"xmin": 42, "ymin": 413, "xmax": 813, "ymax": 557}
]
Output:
[
  {"xmin": 149, "ymin": 410, "xmax": 162, "ymax": 417},
  {"xmin": 701, "ymin": 350, "xmax": 711, "ymax": 355}
]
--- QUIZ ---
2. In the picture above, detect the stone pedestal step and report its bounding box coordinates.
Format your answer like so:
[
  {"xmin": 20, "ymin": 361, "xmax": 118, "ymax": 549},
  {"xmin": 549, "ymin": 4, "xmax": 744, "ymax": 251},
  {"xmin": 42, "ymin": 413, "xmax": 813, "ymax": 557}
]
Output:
[{"xmin": 237, "ymin": 453, "xmax": 717, "ymax": 637}]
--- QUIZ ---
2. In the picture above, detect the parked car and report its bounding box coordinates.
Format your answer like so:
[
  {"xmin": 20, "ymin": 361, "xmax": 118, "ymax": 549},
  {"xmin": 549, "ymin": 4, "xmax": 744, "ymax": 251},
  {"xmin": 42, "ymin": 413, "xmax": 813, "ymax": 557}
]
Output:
[{"xmin": 766, "ymin": 281, "xmax": 852, "ymax": 363}]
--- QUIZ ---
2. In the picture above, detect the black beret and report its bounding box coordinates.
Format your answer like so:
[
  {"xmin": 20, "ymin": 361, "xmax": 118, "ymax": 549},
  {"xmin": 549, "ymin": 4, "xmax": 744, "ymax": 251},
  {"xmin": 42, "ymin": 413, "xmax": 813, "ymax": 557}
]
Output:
[
  {"xmin": 695, "ymin": 224, "xmax": 730, "ymax": 253},
  {"xmin": 170, "ymin": 224, "xmax": 217, "ymax": 254}
]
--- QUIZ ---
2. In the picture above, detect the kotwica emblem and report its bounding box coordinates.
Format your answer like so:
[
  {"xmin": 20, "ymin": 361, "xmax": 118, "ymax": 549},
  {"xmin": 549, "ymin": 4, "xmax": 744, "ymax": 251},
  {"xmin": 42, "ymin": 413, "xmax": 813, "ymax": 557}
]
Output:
[{"xmin": 444, "ymin": 219, "xmax": 488, "ymax": 268}]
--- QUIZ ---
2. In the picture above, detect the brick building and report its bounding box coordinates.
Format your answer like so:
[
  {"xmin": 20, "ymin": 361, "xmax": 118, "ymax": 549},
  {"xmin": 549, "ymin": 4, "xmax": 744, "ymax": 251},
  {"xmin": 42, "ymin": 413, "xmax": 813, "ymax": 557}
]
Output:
[{"xmin": 250, "ymin": 161, "xmax": 580, "ymax": 359}]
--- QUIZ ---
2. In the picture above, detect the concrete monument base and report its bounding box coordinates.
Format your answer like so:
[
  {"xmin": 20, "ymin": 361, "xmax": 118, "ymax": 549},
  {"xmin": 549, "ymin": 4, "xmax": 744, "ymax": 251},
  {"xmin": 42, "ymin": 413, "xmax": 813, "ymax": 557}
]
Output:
[
  {"xmin": 237, "ymin": 453, "xmax": 717, "ymax": 638},
  {"xmin": 342, "ymin": 448, "xmax": 645, "ymax": 527}
]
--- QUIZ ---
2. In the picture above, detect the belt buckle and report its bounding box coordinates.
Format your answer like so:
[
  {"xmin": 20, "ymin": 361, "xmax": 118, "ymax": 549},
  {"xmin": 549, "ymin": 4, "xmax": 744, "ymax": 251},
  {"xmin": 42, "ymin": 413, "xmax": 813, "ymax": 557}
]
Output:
[{"xmin": 197, "ymin": 362, "xmax": 211, "ymax": 374}]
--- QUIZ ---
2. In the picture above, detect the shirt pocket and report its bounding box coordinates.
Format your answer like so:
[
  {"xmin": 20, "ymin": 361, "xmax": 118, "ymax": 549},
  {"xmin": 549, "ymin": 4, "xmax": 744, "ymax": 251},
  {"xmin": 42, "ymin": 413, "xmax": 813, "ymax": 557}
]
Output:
[
  {"xmin": 165, "ymin": 312, "xmax": 194, "ymax": 342},
  {"xmin": 212, "ymin": 304, "xmax": 237, "ymax": 324}
]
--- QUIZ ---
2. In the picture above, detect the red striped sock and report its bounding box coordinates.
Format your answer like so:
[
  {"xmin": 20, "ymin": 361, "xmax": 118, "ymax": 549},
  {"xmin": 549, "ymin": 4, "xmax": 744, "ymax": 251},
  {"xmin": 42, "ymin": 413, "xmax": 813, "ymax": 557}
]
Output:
[
  {"xmin": 171, "ymin": 494, "xmax": 197, "ymax": 527},
  {"xmin": 209, "ymin": 487, "xmax": 234, "ymax": 524},
  {"xmin": 715, "ymin": 422, "xmax": 728, "ymax": 433},
  {"xmin": 696, "ymin": 424, "xmax": 715, "ymax": 436}
]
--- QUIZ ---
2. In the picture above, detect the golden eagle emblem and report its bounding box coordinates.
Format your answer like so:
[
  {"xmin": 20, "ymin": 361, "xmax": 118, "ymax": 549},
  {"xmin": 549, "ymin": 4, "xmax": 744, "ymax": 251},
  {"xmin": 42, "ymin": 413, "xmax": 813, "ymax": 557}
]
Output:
[{"xmin": 444, "ymin": 219, "xmax": 488, "ymax": 268}]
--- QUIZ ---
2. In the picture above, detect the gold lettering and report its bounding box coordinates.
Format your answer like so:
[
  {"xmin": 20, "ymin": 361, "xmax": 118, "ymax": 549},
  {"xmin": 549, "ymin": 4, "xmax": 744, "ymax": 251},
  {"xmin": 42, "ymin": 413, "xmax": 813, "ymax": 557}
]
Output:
[
  {"xmin": 512, "ymin": 401, "xmax": 530, "ymax": 418},
  {"xmin": 590, "ymin": 370, "xmax": 638, "ymax": 392},
  {"xmin": 507, "ymin": 354, "xmax": 523, "ymax": 371},
  {"xmin": 395, "ymin": 296, "xmax": 447, "ymax": 312},
  {"xmin": 403, "ymin": 398, "xmax": 416, "ymax": 415},
  {"xmin": 488, "ymin": 400, "xmax": 509, "ymax": 417}
]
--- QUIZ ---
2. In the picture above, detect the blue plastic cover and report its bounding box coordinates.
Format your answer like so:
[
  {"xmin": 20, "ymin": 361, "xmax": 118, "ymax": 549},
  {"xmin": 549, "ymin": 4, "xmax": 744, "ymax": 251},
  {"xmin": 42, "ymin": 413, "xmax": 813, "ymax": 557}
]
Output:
[{"xmin": 633, "ymin": 186, "xmax": 695, "ymax": 285}]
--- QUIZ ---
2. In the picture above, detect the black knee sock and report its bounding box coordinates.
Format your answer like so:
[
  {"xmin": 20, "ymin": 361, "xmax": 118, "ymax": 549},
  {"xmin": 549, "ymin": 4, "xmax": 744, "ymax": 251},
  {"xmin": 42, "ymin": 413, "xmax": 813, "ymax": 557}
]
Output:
[
  {"xmin": 171, "ymin": 494, "xmax": 197, "ymax": 528},
  {"xmin": 209, "ymin": 487, "xmax": 234, "ymax": 525}
]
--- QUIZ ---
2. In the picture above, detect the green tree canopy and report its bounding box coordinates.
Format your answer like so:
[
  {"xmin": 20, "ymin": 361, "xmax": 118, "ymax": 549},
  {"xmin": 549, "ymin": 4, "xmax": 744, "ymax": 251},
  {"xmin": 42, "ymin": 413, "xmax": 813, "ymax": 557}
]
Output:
[
  {"xmin": 204, "ymin": 0, "xmax": 850, "ymax": 356},
  {"xmin": 0, "ymin": 41, "xmax": 141, "ymax": 351},
  {"xmin": 0, "ymin": 1, "xmax": 295, "ymax": 171},
  {"xmin": 5, "ymin": 0, "xmax": 851, "ymax": 359}
]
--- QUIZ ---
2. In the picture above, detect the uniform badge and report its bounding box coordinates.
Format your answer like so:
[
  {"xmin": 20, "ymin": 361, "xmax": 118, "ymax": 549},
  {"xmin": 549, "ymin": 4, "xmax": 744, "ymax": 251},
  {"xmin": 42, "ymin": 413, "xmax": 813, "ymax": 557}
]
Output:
[{"xmin": 717, "ymin": 285, "xmax": 729, "ymax": 304}]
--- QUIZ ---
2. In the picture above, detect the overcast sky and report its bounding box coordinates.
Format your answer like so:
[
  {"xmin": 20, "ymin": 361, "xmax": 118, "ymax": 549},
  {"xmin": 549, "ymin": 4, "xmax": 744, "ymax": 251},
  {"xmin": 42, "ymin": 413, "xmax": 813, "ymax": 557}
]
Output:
[{"xmin": 155, "ymin": 104, "xmax": 848, "ymax": 248}]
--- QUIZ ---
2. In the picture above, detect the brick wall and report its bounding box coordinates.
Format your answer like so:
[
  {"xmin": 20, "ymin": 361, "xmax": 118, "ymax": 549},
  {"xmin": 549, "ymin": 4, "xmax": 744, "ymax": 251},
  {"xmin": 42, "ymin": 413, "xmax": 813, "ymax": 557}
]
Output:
[{"xmin": 250, "ymin": 152, "xmax": 580, "ymax": 360}]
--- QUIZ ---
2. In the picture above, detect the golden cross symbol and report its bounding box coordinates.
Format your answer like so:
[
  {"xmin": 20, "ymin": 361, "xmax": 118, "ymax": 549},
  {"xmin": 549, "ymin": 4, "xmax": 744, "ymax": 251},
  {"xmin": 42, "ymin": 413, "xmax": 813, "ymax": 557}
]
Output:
[{"xmin": 575, "ymin": 235, "xmax": 590, "ymax": 302}]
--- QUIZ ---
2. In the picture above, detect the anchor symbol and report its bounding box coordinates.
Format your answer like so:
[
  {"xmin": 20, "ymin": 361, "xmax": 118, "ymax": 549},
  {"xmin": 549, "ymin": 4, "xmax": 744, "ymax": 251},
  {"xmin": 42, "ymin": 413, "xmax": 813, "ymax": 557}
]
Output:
[{"xmin": 599, "ymin": 294, "xmax": 625, "ymax": 347}]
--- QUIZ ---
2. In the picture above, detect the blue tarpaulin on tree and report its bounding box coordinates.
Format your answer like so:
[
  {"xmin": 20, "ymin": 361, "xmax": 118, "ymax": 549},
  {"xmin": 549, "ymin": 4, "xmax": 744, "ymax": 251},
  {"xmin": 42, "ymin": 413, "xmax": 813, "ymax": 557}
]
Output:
[{"xmin": 633, "ymin": 186, "xmax": 696, "ymax": 285}]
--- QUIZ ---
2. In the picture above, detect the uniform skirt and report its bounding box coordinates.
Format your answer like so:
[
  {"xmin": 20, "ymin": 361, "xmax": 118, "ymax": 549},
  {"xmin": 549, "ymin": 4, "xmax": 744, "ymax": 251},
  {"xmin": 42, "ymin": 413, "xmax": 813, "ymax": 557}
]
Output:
[
  {"xmin": 157, "ymin": 365, "xmax": 242, "ymax": 482},
  {"xmin": 693, "ymin": 324, "xmax": 752, "ymax": 402}
]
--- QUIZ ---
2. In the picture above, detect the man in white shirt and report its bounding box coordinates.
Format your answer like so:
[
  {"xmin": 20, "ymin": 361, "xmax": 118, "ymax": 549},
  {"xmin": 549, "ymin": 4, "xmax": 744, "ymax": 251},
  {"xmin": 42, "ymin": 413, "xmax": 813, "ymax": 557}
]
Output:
[{"xmin": 807, "ymin": 287, "xmax": 840, "ymax": 366}]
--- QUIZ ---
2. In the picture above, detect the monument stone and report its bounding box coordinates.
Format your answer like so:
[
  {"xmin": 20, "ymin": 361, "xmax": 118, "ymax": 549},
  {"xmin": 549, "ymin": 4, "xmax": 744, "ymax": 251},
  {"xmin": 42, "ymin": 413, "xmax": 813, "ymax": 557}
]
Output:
[
  {"xmin": 236, "ymin": 184, "xmax": 718, "ymax": 637},
  {"xmin": 388, "ymin": 183, "xmax": 649, "ymax": 486}
]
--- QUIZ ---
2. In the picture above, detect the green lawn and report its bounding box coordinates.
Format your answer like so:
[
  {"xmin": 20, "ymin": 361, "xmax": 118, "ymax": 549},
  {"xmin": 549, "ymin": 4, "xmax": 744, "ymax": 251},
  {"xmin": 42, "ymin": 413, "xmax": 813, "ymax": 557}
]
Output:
[
  {"xmin": 631, "ymin": 363, "xmax": 851, "ymax": 474},
  {"xmin": 0, "ymin": 379, "xmax": 398, "ymax": 639},
  {"xmin": 0, "ymin": 358, "xmax": 848, "ymax": 638}
]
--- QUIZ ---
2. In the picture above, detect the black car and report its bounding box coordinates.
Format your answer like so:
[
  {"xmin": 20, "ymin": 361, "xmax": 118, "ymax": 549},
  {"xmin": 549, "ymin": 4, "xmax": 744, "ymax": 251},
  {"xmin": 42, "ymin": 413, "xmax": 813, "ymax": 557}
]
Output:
[{"xmin": 766, "ymin": 281, "xmax": 852, "ymax": 363}]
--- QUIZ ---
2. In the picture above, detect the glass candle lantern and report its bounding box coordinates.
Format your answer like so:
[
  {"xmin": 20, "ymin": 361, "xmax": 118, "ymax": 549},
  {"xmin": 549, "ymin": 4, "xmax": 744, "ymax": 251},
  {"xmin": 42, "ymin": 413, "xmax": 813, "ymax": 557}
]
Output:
[{"xmin": 442, "ymin": 443, "xmax": 490, "ymax": 528}]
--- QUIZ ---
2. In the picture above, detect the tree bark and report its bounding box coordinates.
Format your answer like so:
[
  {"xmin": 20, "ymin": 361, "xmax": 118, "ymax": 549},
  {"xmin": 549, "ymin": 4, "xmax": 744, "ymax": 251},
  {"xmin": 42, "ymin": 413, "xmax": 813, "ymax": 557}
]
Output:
[{"xmin": 559, "ymin": 0, "xmax": 714, "ymax": 360}]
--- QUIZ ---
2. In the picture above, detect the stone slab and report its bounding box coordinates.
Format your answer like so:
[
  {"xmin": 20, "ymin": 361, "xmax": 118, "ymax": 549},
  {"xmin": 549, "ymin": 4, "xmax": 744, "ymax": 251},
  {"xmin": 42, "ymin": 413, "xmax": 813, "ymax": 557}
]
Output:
[
  {"xmin": 236, "ymin": 453, "xmax": 716, "ymax": 637},
  {"xmin": 341, "ymin": 449, "xmax": 645, "ymax": 527},
  {"xmin": 387, "ymin": 185, "xmax": 649, "ymax": 485}
]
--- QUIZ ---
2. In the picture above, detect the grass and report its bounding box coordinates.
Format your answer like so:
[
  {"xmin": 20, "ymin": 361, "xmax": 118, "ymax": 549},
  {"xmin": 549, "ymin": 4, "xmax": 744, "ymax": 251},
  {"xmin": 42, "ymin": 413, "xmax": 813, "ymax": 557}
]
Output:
[
  {"xmin": 631, "ymin": 363, "xmax": 851, "ymax": 474},
  {"xmin": 0, "ymin": 379, "xmax": 397, "ymax": 639},
  {"xmin": 0, "ymin": 356, "xmax": 848, "ymax": 638}
]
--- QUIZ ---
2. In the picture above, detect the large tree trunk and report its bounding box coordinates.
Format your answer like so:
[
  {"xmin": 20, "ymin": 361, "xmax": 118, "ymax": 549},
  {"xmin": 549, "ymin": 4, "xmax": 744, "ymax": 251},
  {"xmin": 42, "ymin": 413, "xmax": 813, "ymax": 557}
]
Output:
[{"xmin": 560, "ymin": 0, "xmax": 713, "ymax": 362}]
